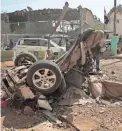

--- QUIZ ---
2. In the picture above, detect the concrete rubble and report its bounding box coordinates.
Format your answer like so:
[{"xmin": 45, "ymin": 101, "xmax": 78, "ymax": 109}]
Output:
[
  {"xmin": 88, "ymin": 75, "xmax": 122, "ymax": 100},
  {"xmin": 1, "ymin": 70, "xmax": 122, "ymax": 117},
  {"xmin": 58, "ymin": 86, "xmax": 93, "ymax": 106},
  {"xmin": 1, "ymin": 64, "xmax": 122, "ymax": 131}
]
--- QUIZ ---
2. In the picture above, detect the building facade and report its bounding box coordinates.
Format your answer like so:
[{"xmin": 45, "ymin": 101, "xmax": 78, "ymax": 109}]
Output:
[{"xmin": 106, "ymin": 4, "xmax": 122, "ymax": 37}]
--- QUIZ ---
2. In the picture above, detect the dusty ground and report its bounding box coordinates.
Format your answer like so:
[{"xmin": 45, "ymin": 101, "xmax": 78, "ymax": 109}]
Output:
[
  {"xmin": 101, "ymin": 59, "xmax": 122, "ymax": 82},
  {"xmin": 1, "ymin": 58, "xmax": 122, "ymax": 131}
]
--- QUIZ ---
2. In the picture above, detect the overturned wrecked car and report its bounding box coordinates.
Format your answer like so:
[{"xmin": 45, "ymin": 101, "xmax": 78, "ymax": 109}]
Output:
[{"xmin": 1, "ymin": 29, "xmax": 122, "ymax": 111}]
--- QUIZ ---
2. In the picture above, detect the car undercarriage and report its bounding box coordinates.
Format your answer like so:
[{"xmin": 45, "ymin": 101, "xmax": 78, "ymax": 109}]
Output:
[{"xmin": 1, "ymin": 29, "xmax": 106, "ymax": 108}]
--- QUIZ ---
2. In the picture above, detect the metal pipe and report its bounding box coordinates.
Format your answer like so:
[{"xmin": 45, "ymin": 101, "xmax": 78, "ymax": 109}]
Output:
[
  {"xmin": 79, "ymin": 6, "xmax": 82, "ymax": 34},
  {"xmin": 113, "ymin": 0, "xmax": 117, "ymax": 35}
]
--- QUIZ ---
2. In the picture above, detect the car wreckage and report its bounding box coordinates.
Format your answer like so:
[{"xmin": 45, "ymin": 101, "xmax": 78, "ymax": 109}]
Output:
[
  {"xmin": 1, "ymin": 29, "xmax": 104, "ymax": 106},
  {"xmin": 2, "ymin": 28, "xmax": 122, "ymax": 111}
]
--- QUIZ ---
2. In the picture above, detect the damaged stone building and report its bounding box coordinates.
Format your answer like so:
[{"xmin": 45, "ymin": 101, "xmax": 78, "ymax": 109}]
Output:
[
  {"xmin": 105, "ymin": 4, "xmax": 122, "ymax": 37},
  {"xmin": 1, "ymin": 7, "xmax": 103, "ymax": 43}
]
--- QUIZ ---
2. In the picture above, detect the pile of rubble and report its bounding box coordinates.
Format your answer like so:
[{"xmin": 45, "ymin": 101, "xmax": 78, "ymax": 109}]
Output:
[
  {"xmin": 1, "ymin": 29, "xmax": 122, "ymax": 130},
  {"xmin": 1, "ymin": 67, "xmax": 122, "ymax": 130}
]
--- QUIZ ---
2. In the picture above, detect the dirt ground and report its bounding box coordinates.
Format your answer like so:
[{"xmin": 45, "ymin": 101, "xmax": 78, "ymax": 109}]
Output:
[
  {"xmin": 101, "ymin": 59, "xmax": 122, "ymax": 82},
  {"xmin": 1, "ymin": 58, "xmax": 122, "ymax": 131}
]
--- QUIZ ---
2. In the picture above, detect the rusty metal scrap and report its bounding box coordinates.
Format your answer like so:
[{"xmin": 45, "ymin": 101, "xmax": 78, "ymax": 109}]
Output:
[{"xmin": 58, "ymin": 30, "xmax": 104, "ymax": 73}]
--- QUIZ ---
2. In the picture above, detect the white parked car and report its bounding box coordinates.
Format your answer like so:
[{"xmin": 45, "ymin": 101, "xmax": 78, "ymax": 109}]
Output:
[{"xmin": 13, "ymin": 38, "xmax": 66, "ymax": 56}]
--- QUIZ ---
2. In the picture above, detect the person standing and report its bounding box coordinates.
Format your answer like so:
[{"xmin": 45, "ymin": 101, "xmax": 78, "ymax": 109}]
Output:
[
  {"xmin": 118, "ymin": 37, "xmax": 122, "ymax": 53},
  {"xmin": 9, "ymin": 39, "xmax": 14, "ymax": 49},
  {"xmin": 91, "ymin": 31, "xmax": 105, "ymax": 73}
]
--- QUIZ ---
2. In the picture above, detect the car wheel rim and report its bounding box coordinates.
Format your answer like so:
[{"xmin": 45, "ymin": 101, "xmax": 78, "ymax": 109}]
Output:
[{"xmin": 32, "ymin": 68, "xmax": 56, "ymax": 90}]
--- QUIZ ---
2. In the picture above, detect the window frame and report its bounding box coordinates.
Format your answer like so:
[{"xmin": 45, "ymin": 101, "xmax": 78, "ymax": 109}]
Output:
[{"xmin": 21, "ymin": 39, "xmax": 39, "ymax": 46}]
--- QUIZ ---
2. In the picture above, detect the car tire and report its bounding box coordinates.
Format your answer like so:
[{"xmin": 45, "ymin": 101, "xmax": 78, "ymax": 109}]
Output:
[
  {"xmin": 57, "ymin": 75, "xmax": 66, "ymax": 94},
  {"xmin": 14, "ymin": 52, "xmax": 37, "ymax": 66},
  {"xmin": 27, "ymin": 60, "xmax": 62, "ymax": 95}
]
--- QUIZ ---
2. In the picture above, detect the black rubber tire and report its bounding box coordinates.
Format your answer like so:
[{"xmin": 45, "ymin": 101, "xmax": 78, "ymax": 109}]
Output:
[
  {"xmin": 14, "ymin": 52, "xmax": 37, "ymax": 66},
  {"xmin": 57, "ymin": 75, "xmax": 66, "ymax": 94},
  {"xmin": 51, "ymin": 75, "xmax": 66, "ymax": 98},
  {"xmin": 27, "ymin": 60, "xmax": 62, "ymax": 95}
]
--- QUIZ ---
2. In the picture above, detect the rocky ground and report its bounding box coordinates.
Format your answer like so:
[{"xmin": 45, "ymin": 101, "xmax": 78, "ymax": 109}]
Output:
[{"xmin": 1, "ymin": 58, "xmax": 122, "ymax": 131}]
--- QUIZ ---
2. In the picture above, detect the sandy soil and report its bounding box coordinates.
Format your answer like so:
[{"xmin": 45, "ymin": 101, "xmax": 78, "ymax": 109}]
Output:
[
  {"xmin": 101, "ymin": 59, "xmax": 122, "ymax": 82},
  {"xmin": 0, "ymin": 61, "xmax": 14, "ymax": 69},
  {"xmin": 1, "ymin": 58, "xmax": 122, "ymax": 131}
]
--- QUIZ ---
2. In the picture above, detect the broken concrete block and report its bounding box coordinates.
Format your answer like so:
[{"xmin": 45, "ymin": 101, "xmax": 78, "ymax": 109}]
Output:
[
  {"xmin": 37, "ymin": 94, "xmax": 52, "ymax": 111},
  {"xmin": 88, "ymin": 75, "xmax": 104, "ymax": 99},
  {"xmin": 18, "ymin": 86, "xmax": 35, "ymax": 99},
  {"xmin": 90, "ymin": 82, "xmax": 103, "ymax": 98},
  {"xmin": 58, "ymin": 86, "xmax": 91, "ymax": 106},
  {"xmin": 59, "ymin": 98, "xmax": 93, "ymax": 106},
  {"xmin": 88, "ymin": 75, "xmax": 122, "ymax": 100},
  {"xmin": 102, "ymin": 80, "xmax": 122, "ymax": 99},
  {"xmin": 61, "ymin": 86, "xmax": 89, "ymax": 100}
]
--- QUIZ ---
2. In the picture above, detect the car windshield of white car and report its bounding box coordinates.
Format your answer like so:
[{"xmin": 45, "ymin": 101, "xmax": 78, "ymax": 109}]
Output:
[{"xmin": 22, "ymin": 39, "xmax": 39, "ymax": 46}]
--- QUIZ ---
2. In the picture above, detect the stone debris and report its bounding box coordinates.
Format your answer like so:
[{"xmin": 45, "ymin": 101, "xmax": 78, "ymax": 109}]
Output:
[
  {"xmin": 18, "ymin": 86, "xmax": 35, "ymax": 99},
  {"xmin": 37, "ymin": 94, "xmax": 52, "ymax": 111},
  {"xmin": 58, "ymin": 86, "xmax": 92, "ymax": 106},
  {"xmin": 88, "ymin": 75, "xmax": 122, "ymax": 100},
  {"xmin": 23, "ymin": 106, "xmax": 34, "ymax": 116}
]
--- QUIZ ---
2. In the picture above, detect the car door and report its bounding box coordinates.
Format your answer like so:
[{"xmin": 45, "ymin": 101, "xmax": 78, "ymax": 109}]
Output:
[
  {"xmin": 38, "ymin": 39, "xmax": 48, "ymax": 51},
  {"xmin": 38, "ymin": 39, "xmax": 49, "ymax": 58}
]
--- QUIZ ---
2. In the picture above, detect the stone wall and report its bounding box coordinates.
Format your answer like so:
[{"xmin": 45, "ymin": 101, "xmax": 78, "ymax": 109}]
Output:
[
  {"xmin": 106, "ymin": 11, "xmax": 122, "ymax": 36},
  {"xmin": 1, "ymin": 21, "xmax": 10, "ymax": 34},
  {"xmin": 26, "ymin": 21, "xmax": 53, "ymax": 34}
]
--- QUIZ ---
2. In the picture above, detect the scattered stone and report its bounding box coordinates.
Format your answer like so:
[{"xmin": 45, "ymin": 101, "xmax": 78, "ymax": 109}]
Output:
[
  {"xmin": 99, "ymin": 110, "xmax": 105, "ymax": 113},
  {"xmin": 14, "ymin": 110, "xmax": 22, "ymax": 115},
  {"xmin": 87, "ymin": 105, "xmax": 92, "ymax": 108},
  {"xmin": 27, "ymin": 123, "xmax": 32, "ymax": 128},
  {"xmin": 111, "ymin": 71, "xmax": 115, "ymax": 74},
  {"xmin": 74, "ymin": 113, "xmax": 78, "ymax": 116},
  {"xmin": 62, "ymin": 115, "xmax": 67, "ymax": 119}
]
